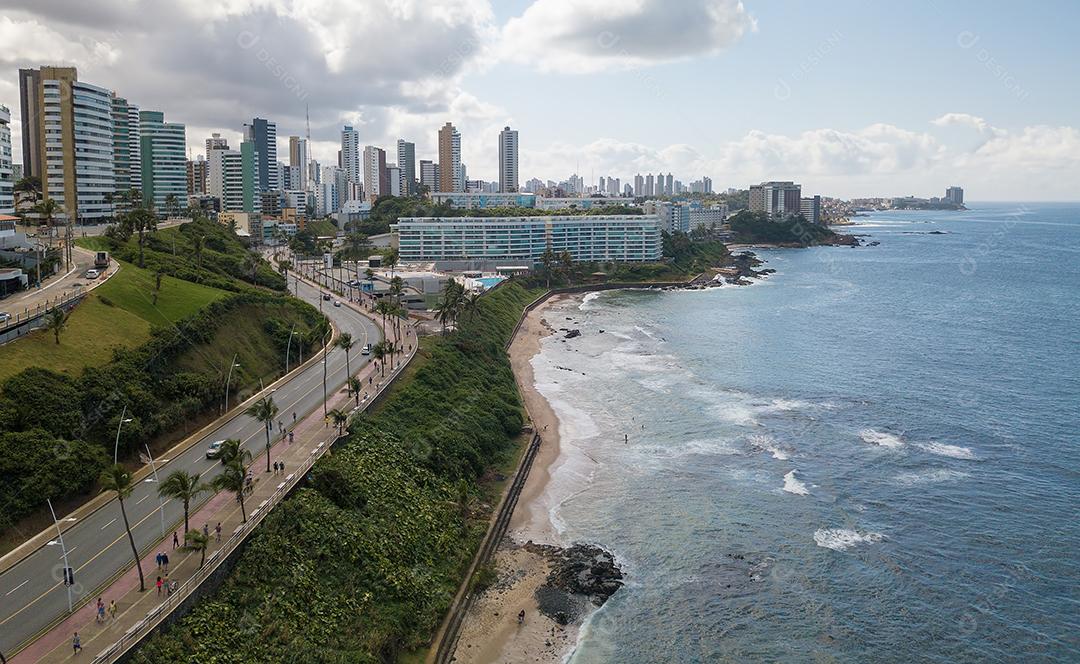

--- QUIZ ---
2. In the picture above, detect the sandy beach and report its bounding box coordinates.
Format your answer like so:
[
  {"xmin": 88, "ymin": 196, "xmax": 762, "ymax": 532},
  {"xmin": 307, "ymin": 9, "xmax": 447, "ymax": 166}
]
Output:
[{"xmin": 452, "ymin": 294, "xmax": 586, "ymax": 663}]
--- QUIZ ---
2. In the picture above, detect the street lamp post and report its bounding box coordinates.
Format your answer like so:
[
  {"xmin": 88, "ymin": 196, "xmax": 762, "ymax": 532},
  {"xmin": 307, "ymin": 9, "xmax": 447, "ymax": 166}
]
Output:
[
  {"xmin": 322, "ymin": 329, "xmax": 331, "ymax": 418},
  {"xmin": 143, "ymin": 444, "xmax": 166, "ymax": 537},
  {"xmin": 285, "ymin": 325, "xmax": 297, "ymax": 373},
  {"xmin": 114, "ymin": 405, "xmax": 133, "ymax": 463},
  {"xmin": 222, "ymin": 353, "xmax": 240, "ymax": 415},
  {"xmin": 46, "ymin": 499, "xmax": 74, "ymax": 614}
]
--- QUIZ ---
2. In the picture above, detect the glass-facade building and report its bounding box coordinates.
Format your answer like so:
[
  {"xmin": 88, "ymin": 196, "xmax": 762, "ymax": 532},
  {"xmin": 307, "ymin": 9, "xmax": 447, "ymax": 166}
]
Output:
[
  {"xmin": 139, "ymin": 110, "xmax": 186, "ymax": 213},
  {"xmin": 395, "ymin": 215, "xmax": 662, "ymax": 264}
]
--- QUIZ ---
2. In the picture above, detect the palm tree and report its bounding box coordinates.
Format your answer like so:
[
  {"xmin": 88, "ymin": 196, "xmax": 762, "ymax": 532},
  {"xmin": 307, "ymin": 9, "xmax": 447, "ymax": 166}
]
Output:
[
  {"xmin": 183, "ymin": 529, "xmax": 211, "ymax": 568},
  {"xmin": 347, "ymin": 376, "xmax": 363, "ymax": 406},
  {"xmin": 327, "ymin": 408, "xmax": 348, "ymax": 435},
  {"xmin": 540, "ymin": 247, "xmax": 557, "ymax": 288},
  {"xmin": 193, "ymin": 235, "xmax": 205, "ymax": 271},
  {"xmin": 46, "ymin": 307, "xmax": 67, "ymax": 345},
  {"xmin": 372, "ymin": 341, "xmax": 387, "ymax": 376},
  {"xmin": 374, "ymin": 300, "xmax": 395, "ymax": 336},
  {"xmin": 389, "ymin": 276, "xmax": 404, "ymax": 306},
  {"xmin": 243, "ymin": 253, "xmax": 259, "ymax": 287},
  {"xmin": 335, "ymin": 332, "xmax": 354, "ymax": 378},
  {"xmin": 464, "ymin": 291, "xmax": 482, "ymax": 321},
  {"xmin": 164, "ymin": 194, "xmax": 179, "ymax": 219},
  {"xmin": 157, "ymin": 470, "xmax": 209, "ymax": 535},
  {"xmin": 32, "ymin": 198, "xmax": 61, "ymax": 239},
  {"xmin": 152, "ymin": 270, "xmax": 164, "ymax": 305},
  {"xmin": 384, "ymin": 248, "xmax": 399, "ymax": 277},
  {"xmin": 212, "ymin": 459, "xmax": 249, "ymax": 523},
  {"xmin": 216, "ymin": 438, "xmax": 252, "ymax": 468},
  {"xmin": 99, "ymin": 465, "xmax": 146, "ymax": 592},
  {"xmin": 125, "ymin": 206, "xmax": 157, "ymax": 269},
  {"xmin": 244, "ymin": 396, "xmax": 279, "ymax": 473}
]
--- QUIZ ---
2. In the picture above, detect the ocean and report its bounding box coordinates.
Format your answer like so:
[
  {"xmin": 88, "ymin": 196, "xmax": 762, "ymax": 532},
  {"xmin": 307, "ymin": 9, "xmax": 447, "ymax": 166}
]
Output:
[{"xmin": 525, "ymin": 203, "xmax": 1080, "ymax": 663}]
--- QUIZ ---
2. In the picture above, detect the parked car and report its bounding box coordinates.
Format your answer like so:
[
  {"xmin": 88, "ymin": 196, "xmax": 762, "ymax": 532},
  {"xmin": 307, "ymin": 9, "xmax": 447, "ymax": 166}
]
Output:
[
  {"xmin": 0, "ymin": 312, "xmax": 10, "ymax": 324},
  {"xmin": 84, "ymin": 269, "xmax": 100, "ymax": 279},
  {"xmin": 205, "ymin": 440, "xmax": 226, "ymax": 460}
]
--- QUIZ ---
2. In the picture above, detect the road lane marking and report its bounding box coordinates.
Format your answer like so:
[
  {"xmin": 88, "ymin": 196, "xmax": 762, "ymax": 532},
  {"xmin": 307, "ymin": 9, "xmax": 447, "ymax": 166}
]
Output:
[
  {"xmin": 5, "ymin": 580, "xmax": 29, "ymax": 596},
  {"xmin": 136, "ymin": 495, "xmax": 150, "ymax": 505},
  {"xmin": 100, "ymin": 519, "xmax": 116, "ymax": 531}
]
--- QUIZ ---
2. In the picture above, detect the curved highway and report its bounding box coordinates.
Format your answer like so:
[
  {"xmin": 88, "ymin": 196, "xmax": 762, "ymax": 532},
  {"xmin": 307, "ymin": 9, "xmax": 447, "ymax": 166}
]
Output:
[{"xmin": 0, "ymin": 277, "xmax": 379, "ymax": 656}]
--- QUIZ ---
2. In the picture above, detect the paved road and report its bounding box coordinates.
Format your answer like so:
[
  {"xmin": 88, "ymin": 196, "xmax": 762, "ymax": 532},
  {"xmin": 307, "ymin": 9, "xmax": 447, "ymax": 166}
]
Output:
[{"xmin": 0, "ymin": 277, "xmax": 380, "ymax": 656}]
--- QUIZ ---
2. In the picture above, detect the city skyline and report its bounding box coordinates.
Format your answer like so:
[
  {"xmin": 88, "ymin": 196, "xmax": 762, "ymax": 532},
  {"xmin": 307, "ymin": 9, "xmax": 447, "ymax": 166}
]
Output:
[{"xmin": 0, "ymin": 1, "xmax": 1078, "ymax": 199}]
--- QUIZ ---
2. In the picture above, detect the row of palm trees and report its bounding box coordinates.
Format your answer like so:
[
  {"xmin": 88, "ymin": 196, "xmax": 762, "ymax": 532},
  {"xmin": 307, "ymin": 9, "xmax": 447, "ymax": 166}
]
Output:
[{"xmin": 98, "ymin": 436, "xmax": 250, "ymax": 592}]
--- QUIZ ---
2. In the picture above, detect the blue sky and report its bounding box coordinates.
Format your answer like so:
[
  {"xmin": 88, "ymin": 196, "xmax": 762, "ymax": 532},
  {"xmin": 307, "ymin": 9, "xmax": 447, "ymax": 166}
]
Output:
[{"xmin": 2, "ymin": 0, "xmax": 1078, "ymax": 199}]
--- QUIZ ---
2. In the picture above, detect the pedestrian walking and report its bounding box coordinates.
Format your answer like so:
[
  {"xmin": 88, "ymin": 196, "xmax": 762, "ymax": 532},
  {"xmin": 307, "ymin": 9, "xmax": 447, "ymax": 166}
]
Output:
[
  {"xmin": 172, "ymin": 531, "xmax": 179, "ymax": 549},
  {"xmin": 288, "ymin": 430, "xmax": 294, "ymax": 444},
  {"xmin": 292, "ymin": 412, "xmax": 296, "ymax": 423},
  {"xmin": 155, "ymin": 551, "xmax": 163, "ymax": 569},
  {"xmin": 72, "ymin": 632, "xmax": 82, "ymax": 655},
  {"xmin": 215, "ymin": 522, "xmax": 222, "ymax": 543},
  {"xmin": 96, "ymin": 598, "xmax": 105, "ymax": 623},
  {"xmin": 279, "ymin": 461, "xmax": 285, "ymax": 474},
  {"xmin": 278, "ymin": 420, "xmax": 283, "ymax": 432},
  {"xmin": 164, "ymin": 574, "xmax": 171, "ymax": 595},
  {"xmin": 108, "ymin": 599, "xmax": 117, "ymax": 621},
  {"xmin": 156, "ymin": 576, "xmax": 162, "ymax": 596},
  {"xmin": 203, "ymin": 523, "xmax": 210, "ymax": 539},
  {"xmin": 162, "ymin": 552, "xmax": 169, "ymax": 573}
]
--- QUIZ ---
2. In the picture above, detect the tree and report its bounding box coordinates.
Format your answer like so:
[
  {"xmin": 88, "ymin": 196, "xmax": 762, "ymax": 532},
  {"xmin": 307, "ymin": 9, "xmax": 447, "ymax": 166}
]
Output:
[
  {"xmin": 335, "ymin": 332, "xmax": 354, "ymax": 378},
  {"xmin": 216, "ymin": 438, "xmax": 252, "ymax": 469},
  {"xmin": 164, "ymin": 194, "xmax": 180, "ymax": 219},
  {"xmin": 99, "ymin": 464, "xmax": 146, "ymax": 592},
  {"xmin": 389, "ymin": 276, "xmax": 404, "ymax": 306},
  {"xmin": 244, "ymin": 396, "xmax": 279, "ymax": 473},
  {"xmin": 343, "ymin": 232, "xmax": 370, "ymax": 261},
  {"xmin": 374, "ymin": 300, "xmax": 395, "ymax": 338},
  {"xmin": 212, "ymin": 458, "xmax": 249, "ymax": 523},
  {"xmin": 243, "ymin": 253, "xmax": 259, "ymax": 287},
  {"xmin": 32, "ymin": 198, "xmax": 61, "ymax": 238},
  {"xmin": 183, "ymin": 529, "xmax": 211, "ymax": 568},
  {"xmin": 124, "ymin": 206, "xmax": 157, "ymax": 269},
  {"xmin": 193, "ymin": 235, "xmax": 205, "ymax": 271},
  {"xmin": 371, "ymin": 341, "xmax": 387, "ymax": 376},
  {"xmin": 464, "ymin": 291, "xmax": 482, "ymax": 321},
  {"xmin": 347, "ymin": 376, "xmax": 363, "ymax": 406},
  {"xmin": 384, "ymin": 248, "xmax": 399, "ymax": 277},
  {"xmin": 327, "ymin": 408, "xmax": 348, "ymax": 435},
  {"xmin": 152, "ymin": 270, "xmax": 164, "ymax": 305},
  {"xmin": 157, "ymin": 470, "xmax": 209, "ymax": 535},
  {"xmin": 540, "ymin": 247, "xmax": 557, "ymax": 288},
  {"xmin": 559, "ymin": 251, "xmax": 574, "ymax": 285},
  {"xmin": 46, "ymin": 307, "xmax": 67, "ymax": 345}
]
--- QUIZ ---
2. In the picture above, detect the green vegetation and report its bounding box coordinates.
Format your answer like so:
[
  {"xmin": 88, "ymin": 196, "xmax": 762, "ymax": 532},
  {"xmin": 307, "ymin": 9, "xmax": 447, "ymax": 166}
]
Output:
[
  {"xmin": 728, "ymin": 210, "xmax": 843, "ymax": 245},
  {"xmin": 134, "ymin": 282, "xmax": 541, "ymax": 664},
  {"xmin": 0, "ymin": 220, "xmax": 324, "ymax": 544},
  {"xmin": 304, "ymin": 218, "xmax": 340, "ymax": 237}
]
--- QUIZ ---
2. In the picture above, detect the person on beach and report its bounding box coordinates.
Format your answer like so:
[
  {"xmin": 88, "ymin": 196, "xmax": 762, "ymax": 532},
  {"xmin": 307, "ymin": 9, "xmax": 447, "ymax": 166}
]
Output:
[
  {"xmin": 518, "ymin": 609, "xmax": 525, "ymax": 625},
  {"xmin": 624, "ymin": 433, "xmax": 628, "ymax": 444},
  {"xmin": 72, "ymin": 632, "xmax": 81, "ymax": 655}
]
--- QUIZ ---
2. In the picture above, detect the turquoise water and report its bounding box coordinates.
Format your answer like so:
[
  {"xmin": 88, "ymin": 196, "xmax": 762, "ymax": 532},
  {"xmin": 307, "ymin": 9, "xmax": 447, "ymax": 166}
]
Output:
[
  {"xmin": 476, "ymin": 276, "xmax": 506, "ymax": 289},
  {"xmin": 525, "ymin": 204, "xmax": 1080, "ymax": 663}
]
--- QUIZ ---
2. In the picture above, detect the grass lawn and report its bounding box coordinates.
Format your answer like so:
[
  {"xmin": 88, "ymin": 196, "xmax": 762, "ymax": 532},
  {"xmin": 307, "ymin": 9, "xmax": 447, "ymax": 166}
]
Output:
[
  {"xmin": 0, "ymin": 294, "xmax": 151, "ymax": 381},
  {"xmin": 94, "ymin": 261, "xmax": 228, "ymax": 326},
  {"xmin": 0, "ymin": 261, "xmax": 229, "ymax": 381},
  {"xmin": 305, "ymin": 218, "xmax": 339, "ymax": 237}
]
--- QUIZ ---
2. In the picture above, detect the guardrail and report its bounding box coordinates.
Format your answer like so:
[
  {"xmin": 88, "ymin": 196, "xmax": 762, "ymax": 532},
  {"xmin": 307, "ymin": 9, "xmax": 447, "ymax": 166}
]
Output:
[{"xmin": 89, "ymin": 330, "xmax": 418, "ymax": 664}]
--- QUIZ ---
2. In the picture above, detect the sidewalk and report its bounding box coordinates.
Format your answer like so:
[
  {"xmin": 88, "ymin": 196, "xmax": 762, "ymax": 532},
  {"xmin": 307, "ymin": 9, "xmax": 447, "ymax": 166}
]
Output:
[{"xmin": 14, "ymin": 297, "xmax": 416, "ymax": 663}]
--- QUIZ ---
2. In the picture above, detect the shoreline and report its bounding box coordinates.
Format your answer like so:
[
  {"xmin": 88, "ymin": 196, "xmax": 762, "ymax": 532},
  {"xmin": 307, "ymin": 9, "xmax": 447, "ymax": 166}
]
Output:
[{"xmin": 452, "ymin": 294, "xmax": 583, "ymax": 663}]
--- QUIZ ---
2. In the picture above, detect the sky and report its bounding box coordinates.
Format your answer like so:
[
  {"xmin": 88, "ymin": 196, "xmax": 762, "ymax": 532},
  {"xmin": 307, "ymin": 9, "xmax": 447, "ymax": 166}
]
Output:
[{"xmin": 1, "ymin": 0, "xmax": 1078, "ymax": 200}]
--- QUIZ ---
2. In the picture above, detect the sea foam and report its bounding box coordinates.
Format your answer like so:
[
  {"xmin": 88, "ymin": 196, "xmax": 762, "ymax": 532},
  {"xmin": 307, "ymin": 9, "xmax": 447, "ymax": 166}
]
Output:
[
  {"xmin": 783, "ymin": 470, "xmax": 809, "ymax": 495},
  {"xmin": 859, "ymin": 428, "xmax": 905, "ymax": 448},
  {"xmin": 893, "ymin": 469, "xmax": 970, "ymax": 486},
  {"xmin": 917, "ymin": 442, "xmax": 978, "ymax": 460},
  {"xmin": 813, "ymin": 528, "xmax": 884, "ymax": 551},
  {"xmin": 748, "ymin": 434, "xmax": 792, "ymax": 460}
]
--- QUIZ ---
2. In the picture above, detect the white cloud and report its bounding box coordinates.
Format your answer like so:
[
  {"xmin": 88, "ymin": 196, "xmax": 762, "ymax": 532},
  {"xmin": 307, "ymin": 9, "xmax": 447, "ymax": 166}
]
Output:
[{"xmin": 500, "ymin": 0, "xmax": 754, "ymax": 73}]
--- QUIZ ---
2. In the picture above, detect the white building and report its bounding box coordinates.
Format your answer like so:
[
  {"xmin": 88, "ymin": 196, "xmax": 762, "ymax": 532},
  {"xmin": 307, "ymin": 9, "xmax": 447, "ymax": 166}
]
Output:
[
  {"xmin": 396, "ymin": 139, "xmax": 416, "ymax": 196},
  {"xmin": 498, "ymin": 125, "xmax": 519, "ymax": 192},
  {"xmin": 289, "ymin": 136, "xmax": 308, "ymax": 190},
  {"xmin": 395, "ymin": 215, "xmax": 663, "ymax": 264},
  {"xmin": 689, "ymin": 204, "xmax": 728, "ymax": 232},
  {"xmin": 431, "ymin": 191, "xmax": 537, "ymax": 209},
  {"xmin": 387, "ymin": 164, "xmax": 402, "ymax": 197},
  {"xmin": 535, "ymin": 196, "xmax": 634, "ymax": 210},
  {"xmin": 49, "ymin": 80, "xmax": 115, "ymax": 221},
  {"xmin": 341, "ymin": 126, "xmax": 360, "ymax": 192},
  {"xmin": 0, "ymin": 106, "xmax": 12, "ymax": 214},
  {"xmin": 419, "ymin": 159, "xmax": 439, "ymax": 193},
  {"xmin": 362, "ymin": 146, "xmax": 386, "ymax": 202},
  {"xmin": 208, "ymin": 148, "xmax": 248, "ymax": 212}
]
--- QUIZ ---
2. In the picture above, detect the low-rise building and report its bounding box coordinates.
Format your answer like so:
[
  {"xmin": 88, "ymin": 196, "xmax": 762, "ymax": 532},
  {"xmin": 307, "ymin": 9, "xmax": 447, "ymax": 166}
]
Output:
[
  {"xmin": 394, "ymin": 215, "xmax": 662, "ymax": 265},
  {"xmin": 535, "ymin": 196, "xmax": 634, "ymax": 210},
  {"xmin": 431, "ymin": 191, "xmax": 537, "ymax": 209}
]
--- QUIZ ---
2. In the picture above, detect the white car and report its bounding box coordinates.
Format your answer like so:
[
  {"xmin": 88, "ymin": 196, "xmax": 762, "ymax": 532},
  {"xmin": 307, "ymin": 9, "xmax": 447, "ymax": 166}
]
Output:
[
  {"xmin": 333, "ymin": 300, "xmax": 341, "ymax": 307},
  {"xmin": 84, "ymin": 269, "xmax": 100, "ymax": 279},
  {"xmin": 361, "ymin": 343, "xmax": 372, "ymax": 355},
  {"xmin": 0, "ymin": 312, "xmax": 10, "ymax": 324}
]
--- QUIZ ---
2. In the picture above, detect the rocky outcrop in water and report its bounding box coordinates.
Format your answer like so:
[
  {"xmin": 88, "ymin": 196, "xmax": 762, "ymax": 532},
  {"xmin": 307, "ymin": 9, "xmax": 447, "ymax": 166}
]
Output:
[{"xmin": 525, "ymin": 542, "xmax": 625, "ymax": 625}]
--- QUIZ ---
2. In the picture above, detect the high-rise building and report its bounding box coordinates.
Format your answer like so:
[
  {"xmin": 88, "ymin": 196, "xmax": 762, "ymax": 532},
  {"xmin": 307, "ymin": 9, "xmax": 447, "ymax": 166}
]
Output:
[
  {"xmin": 111, "ymin": 95, "xmax": 141, "ymax": 201},
  {"xmin": 387, "ymin": 164, "xmax": 402, "ymax": 197},
  {"xmin": 208, "ymin": 142, "xmax": 257, "ymax": 213},
  {"xmin": 945, "ymin": 186, "xmax": 964, "ymax": 205},
  {"xmin": 438, "ymin": 122, "xmax": 462, "ymax": 192},
  {"xmin": 664, "ymin": 173, "xmax": 674, "ymax": 195},
  {"xmin": 0, "ymin": 105, "xmax": 13, "ymax": 214},
  {"xmin": 645, "ymin": 174, "xmax": 655, "ymax": 197},
  {"xmin": 19, "ymin": 66, "xmax": 115, "ymax": 221},
  {"xmin": 749, "ymin": 181, "xmax": 802, "ymax": 218},
  {"xmin": 206, "ymin": 132, "xmax": 229, "ymax": 155},
  {"xmin": 187, "ymin": 157, "xmax": 208, "ymax": 196},
  {"xmin": 362, "ymin": 145, "xmax": 387, "ymax": 202},
  {"xmin": 419, "ymin": 159, "xmax": 439, "ymax": 193},
  {"xmin": 288, "ymin": 136, "xmax": 308, "ymax": 190},
  {"xmin": 341, "ymin": 126, "xmax": 360, "ymax": 192},
  {"xmin": 396, "ymin": 139, "xmax": 416, "ymax": 196},
  {"xmin": 633, "ymin": 174, "xmax": 644, "ymax": 197},
  {"xmin": 703, "ymin": 176, "xmax": 713, "ymax": 194},
  {"xmin": 139, "ymin": 110, "xmax": 186, "ymax": 214},
  {"xmin": 243, "ymin": 117, "xmax": 278, "ymax": 191},
  {"xmin": 498, "ymin": 126, "xmax": 519, "ymax": 193},
  {"xmin": 800, "ymin": 196, "xmax": 822, "ymax": 224}
]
